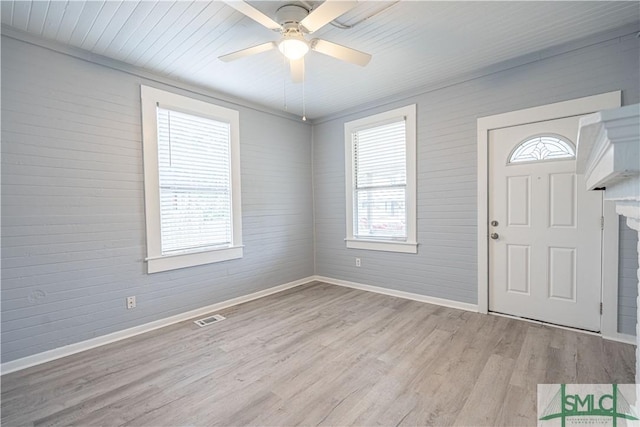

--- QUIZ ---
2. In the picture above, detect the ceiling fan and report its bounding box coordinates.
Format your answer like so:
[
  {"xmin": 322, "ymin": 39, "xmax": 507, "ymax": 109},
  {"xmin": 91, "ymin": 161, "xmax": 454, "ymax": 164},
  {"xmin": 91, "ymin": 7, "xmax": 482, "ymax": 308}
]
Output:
[{"xmin": 219, "ymin": 1, "xmax": 372, "ymax": 83}]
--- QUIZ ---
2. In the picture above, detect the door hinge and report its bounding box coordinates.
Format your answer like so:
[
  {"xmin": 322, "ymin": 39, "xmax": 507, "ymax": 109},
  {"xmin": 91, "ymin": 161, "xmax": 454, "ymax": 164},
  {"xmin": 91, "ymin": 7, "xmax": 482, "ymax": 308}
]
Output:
[
  {"xmin": 601, "ymin": 216, "xmax": 604, "ymax": 230},
  {"xmin": 600, "ymin": 302, "xmax": 603, "ymax": 315}
]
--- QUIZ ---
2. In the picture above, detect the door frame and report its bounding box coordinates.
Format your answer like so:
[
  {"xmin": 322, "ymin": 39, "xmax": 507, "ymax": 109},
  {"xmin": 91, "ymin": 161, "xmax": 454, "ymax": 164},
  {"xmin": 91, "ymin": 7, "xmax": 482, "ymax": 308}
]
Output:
[{"xmin": 476, "ymin": 91, "xmax": 621, "ymax": 334}]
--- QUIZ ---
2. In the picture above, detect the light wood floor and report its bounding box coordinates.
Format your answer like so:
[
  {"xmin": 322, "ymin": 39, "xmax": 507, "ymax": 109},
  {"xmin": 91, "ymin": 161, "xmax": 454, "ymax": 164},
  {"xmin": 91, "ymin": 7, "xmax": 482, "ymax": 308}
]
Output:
[{"xmin": 2, "ymin": 282, "xmax": 635, "ymax": 426}]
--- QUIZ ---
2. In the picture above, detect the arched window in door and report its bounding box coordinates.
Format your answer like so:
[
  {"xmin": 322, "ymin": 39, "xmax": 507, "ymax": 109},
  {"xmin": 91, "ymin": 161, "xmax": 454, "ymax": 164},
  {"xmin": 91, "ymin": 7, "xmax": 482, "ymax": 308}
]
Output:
[{"xmin": 508, "ymin": 134, "xmax": 575, "ymax": 164}]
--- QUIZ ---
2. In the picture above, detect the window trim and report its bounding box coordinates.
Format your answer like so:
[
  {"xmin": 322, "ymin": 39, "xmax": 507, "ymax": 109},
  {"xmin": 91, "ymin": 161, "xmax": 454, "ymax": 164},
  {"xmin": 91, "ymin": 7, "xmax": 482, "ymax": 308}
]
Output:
[
  {"xmin": 344, "ymin": 104, "xmax": 418, "ymax": 254},
  {"xmin": 141, "ymin": 85, "xmax": 243, "ymax": 273}
]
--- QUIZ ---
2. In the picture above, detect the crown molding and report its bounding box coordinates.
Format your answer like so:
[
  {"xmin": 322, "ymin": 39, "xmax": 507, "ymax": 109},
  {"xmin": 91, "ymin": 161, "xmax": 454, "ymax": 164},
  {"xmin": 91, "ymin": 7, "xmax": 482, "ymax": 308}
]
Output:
[
  {"xmin": 313, "ymin": 22, "xmax": 640, "ymax": 125},
  {"xmin": 1, "ymin": 25, "xmax": 307, "ymax": 124}
]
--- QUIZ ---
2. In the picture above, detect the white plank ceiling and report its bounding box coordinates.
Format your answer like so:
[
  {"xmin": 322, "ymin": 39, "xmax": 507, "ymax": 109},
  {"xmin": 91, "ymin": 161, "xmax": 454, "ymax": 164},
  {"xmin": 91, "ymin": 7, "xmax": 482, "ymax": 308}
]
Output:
[{"xmin": 2, "ymin": 1, "xmax": 639, "ymax": 120}]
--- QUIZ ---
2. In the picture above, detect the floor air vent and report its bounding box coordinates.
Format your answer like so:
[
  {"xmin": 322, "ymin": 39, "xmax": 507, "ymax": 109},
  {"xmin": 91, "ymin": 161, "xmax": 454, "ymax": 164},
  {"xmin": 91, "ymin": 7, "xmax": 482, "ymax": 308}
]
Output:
[{"xmin": 194, "ymin": 314, "xmax": 226, "ymax": 327}]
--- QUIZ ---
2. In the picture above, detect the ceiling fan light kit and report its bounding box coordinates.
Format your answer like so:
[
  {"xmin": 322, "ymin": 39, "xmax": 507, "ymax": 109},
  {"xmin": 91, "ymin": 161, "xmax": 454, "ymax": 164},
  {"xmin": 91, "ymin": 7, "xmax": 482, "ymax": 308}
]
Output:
[{"xmin": 278, "ymin": 34, "xmax": 309, "ymax": 60}]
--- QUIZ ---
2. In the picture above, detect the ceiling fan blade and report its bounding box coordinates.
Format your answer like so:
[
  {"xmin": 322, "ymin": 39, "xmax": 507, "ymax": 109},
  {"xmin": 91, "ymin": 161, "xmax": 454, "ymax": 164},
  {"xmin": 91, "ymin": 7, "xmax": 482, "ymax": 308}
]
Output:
[
  {"xmin": 311, "ymin": 39, "xmax": 371, "ymax": 66},
  {"xmin": 219, "ymin": 42, "xmax": 277, "ymax": 62},
  {"xmin": 290, "ymin": 58, "xmax": 304, "ymax": 83},
  {"xmin": 224, "ymin": 1, "xmax": 281, "ymax": 30},
  {"xmin": 300, "ymin": 0, "xmax": 358, "ymax": 33}
]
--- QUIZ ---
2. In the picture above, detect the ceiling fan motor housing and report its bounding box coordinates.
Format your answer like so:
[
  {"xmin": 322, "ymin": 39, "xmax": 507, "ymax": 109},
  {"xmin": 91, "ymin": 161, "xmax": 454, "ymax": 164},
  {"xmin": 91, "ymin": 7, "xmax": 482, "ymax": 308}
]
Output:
[{"xmin": 276, "ymin": 4, "xmax": 310, "ymax": 33}]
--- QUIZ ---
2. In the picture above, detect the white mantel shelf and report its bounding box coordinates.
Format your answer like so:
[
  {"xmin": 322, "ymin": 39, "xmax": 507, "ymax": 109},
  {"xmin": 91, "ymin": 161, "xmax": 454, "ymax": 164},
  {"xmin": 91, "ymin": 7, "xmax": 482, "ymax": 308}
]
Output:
[
  {"xmin": 577, "ymin": 103, "xmax": 640, "ymax": 386},
  {"xmin": 576, "ymin": 103, "xmax": 640, "ymax": 201}
]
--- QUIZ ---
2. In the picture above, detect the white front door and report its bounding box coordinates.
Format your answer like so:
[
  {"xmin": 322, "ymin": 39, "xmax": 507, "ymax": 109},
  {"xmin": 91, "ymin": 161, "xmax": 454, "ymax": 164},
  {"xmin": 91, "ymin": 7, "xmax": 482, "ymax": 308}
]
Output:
[{"xmin": 488, "ymin": 116, "xmax": 603, "ymax": 331}]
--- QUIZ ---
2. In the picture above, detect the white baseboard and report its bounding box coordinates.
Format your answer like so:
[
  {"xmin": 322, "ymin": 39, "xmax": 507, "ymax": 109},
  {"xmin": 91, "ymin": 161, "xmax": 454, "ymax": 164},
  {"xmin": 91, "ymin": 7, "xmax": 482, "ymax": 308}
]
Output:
[
  {"xmin": 1, "ymin": 276, "xmax": 315, "ymax": 376},
  {"xmin": 313, "ymin": 275, "xmax": 479, "ymax": 312},
  {"xmin": 322, "ymin": 275, "xmax": 634, "ymax": 344},
  {"xmin": 602, "ymin": 332, "xmax": 637, "ymax": 345},
  {"xmin": 5, "ymin": 274, "xmax": 630, "ymax": 375}
]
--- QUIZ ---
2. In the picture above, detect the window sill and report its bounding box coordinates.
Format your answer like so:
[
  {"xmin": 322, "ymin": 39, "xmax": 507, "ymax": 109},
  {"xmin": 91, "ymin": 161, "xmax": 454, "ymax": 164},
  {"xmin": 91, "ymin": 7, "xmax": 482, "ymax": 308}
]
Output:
[
  {"xmin": 146, "ymin": 246, "xmax": 243, "ymax": 273},
  {"xmin": 345, "ymin": 239, "xmax": 418, "ymax": 254}
]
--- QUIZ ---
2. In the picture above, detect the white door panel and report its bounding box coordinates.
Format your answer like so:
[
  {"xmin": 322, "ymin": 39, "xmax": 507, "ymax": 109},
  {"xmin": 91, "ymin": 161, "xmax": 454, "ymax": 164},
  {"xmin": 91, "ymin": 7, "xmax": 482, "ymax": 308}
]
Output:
[{"xmin": 489, "ymin": 116, "xmax": 602, "ymax": 331}]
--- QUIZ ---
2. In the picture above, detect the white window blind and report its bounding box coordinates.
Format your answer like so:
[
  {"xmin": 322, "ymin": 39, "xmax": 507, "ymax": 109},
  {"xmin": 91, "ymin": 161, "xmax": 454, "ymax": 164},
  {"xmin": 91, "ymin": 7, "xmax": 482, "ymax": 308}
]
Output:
[
  {"xmin": 353, "ymin": 118, "xmax": 407, "ymax": 240},
  {"xmin": 142, "ymin": 86, "xmax": 242, "ymax": 273},
  {"xmin": 157, "ymin": 107, "xmax": 232, "ymax": 255}
]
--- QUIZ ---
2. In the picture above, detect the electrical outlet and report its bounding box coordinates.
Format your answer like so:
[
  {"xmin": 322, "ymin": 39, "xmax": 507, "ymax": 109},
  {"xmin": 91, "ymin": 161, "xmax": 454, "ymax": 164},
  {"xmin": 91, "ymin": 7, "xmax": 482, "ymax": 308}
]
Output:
[
  {"xmin": 126, "ymin": 296, "xmax": 136, "ymax": 309},
  {"xmin": 355, "ymin": 258, "xmax": 361, "ymax": 267}
]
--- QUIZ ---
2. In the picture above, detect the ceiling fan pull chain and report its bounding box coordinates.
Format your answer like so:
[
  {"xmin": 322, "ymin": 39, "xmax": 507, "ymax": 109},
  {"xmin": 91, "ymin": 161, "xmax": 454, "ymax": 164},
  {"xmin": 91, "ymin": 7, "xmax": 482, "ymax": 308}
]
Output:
[
  {"xmin": 283, "ymin": 55, "xmax": 288, "ymax": 112},
  {"xmin": 302, "ymin": 60, "xmax": 307, "ymax": 122}
]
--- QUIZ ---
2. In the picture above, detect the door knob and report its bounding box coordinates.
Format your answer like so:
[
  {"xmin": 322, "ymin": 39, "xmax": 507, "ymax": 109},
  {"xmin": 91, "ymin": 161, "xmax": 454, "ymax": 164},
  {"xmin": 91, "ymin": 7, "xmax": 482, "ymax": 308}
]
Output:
[
  {"xmin": 490, "ymin": 233, "xmax": 499, "ymax": 240},
  {"xmin": 490, "ymin": 220, "xmax": 499, "ymax": 227}
]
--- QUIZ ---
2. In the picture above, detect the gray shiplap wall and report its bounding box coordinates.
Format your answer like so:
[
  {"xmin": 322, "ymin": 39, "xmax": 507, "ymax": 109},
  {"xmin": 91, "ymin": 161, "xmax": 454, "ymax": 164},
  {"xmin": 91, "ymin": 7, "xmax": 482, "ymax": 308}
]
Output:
[
  {"xmin": 313, "ymin": 29, "xmax": 640, "ymax": 332},
  {"xmin": 619, "ymin": 218, "xmax": 640, "ymax": 335},
  {"xmin": 2, "ymin": 26, "xmax": 639, "ymax": 366},
  {"xmin": 1, "ymin": 36, "xmax": 314, "ymax": 363}
]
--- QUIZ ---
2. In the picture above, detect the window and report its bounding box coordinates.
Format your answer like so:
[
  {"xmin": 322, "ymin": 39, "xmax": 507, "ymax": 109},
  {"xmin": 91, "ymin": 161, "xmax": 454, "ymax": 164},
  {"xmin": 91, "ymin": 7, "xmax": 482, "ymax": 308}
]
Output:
[
  {"xmin": 509, "ymin": 134, "xmax": 575, "ymax": 164},
  {"xmin": 141, "ymin": 86, "xmax": 242, "ymax": 273},
  {"xmin": 344, "ymin": 105, "xmax": 417, "ymax": 253}
]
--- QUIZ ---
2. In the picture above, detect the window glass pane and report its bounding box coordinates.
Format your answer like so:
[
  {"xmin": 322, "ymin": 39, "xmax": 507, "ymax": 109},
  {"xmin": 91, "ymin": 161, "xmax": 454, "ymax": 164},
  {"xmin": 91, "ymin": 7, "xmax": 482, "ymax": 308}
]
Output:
[
  {"xmin": 157, "ymin": 108, "xmax": 232, "ymax": 254},
  {"xmin": 355, "ymin": 187, "xmax": 406, "ymax": 239},
  {"xmin": 509, "ymin": 135, "xmax": 575, "ymax": 163},
  {"xmin": 353, "ymin": 118, "xmax": 407, "ymax": 240}
]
